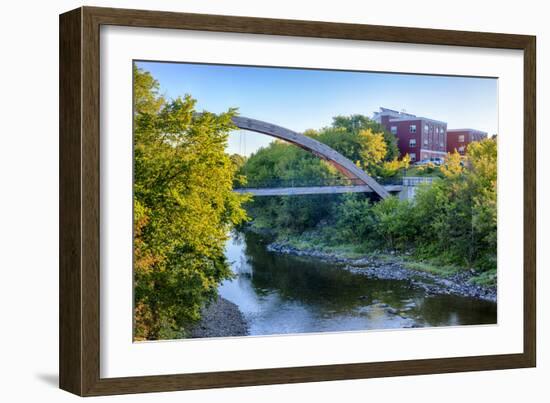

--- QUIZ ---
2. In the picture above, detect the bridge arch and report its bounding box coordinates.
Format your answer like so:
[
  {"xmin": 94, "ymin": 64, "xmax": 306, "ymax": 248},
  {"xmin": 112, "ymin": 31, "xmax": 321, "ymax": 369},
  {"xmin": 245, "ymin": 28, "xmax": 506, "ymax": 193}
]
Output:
[{"xmin": 232, "ymin": 116, "xmax": 390, "ymax": 199}]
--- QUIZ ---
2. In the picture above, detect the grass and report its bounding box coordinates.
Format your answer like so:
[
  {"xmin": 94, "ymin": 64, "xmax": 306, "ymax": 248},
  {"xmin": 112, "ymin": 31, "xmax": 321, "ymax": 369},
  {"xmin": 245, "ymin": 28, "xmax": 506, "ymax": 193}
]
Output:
[
  {"xmin": 468, "ymin": 269, "xmax": 497, "ymax": 286},
  {"xmin": 363, "ymin": 253, "xmax": 495, "ymax": 285},
  {"xmin": 275, "ymin": 231, "xmax": 463, "ymax": 277},
  {"xmin": 404, "ymin": 166, "xmax": 443, "ymax": 177},
  {"xmin": 279, "ymin": 231, "xmax": 366, "ymax": 259},
  {"xmin": 401, "ymin": 260, "xmax": 460, "ymax": 277},
  {"xmin": 359, "ymin": 250, "xmax": 461, "ymax": 277}
]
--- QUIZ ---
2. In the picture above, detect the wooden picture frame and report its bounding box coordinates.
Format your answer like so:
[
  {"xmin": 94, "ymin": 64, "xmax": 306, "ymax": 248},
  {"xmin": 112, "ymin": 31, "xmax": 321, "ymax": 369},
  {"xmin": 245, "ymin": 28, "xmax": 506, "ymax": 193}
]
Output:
[{"xmin": 59, "ymin": 6, "xmax": 536, "ymax": 396}]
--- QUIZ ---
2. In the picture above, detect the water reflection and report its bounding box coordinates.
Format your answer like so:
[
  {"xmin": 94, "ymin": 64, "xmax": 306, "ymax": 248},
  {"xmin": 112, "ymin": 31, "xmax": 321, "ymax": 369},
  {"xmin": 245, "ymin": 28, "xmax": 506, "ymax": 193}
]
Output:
[{"xmin": 219, "ymin": 232, "xmax": 496, "ymax": 336}]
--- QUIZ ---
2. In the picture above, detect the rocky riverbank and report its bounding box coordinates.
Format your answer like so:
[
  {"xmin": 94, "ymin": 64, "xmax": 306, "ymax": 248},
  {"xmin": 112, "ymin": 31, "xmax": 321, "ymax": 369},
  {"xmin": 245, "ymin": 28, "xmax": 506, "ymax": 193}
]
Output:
[
  {"xmin": 267, "ymin": 242, "xmax": 497, "ymax": 303},
  {"xmin": 189, "ymin": 296, "xmax": 249, "ymax": 338}
]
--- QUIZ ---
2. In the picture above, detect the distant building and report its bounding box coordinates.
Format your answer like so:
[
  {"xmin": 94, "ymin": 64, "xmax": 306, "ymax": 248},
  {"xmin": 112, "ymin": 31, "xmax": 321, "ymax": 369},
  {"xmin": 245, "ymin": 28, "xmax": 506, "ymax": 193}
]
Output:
[
  {"xmin": 446, "ymin": 129, "xmax": 488, "ymax": 155},
  {"xmin": 372, "ymin": 107, "xmax": 447, "ymax": 162}
]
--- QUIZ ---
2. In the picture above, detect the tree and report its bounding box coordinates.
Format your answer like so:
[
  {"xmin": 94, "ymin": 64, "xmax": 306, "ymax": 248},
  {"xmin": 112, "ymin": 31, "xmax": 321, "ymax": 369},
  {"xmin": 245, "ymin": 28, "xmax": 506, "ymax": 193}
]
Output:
[
  {"xmin": 331, "ymin": 114, "xmax": 399, "ymax": 160},
  {"xmin": 370, "ymin": 196, "xmax": 413, "ymax": 251},
  {"xmin": 133, "ymin": 64, "xmax": 164, "ymax": 115},
  {"xmin": 467, "ymin": 139, "xmax": 497, "ymax": 268},
  {"xmin": 440, "ymin": 151, "xmax": 463, "ymax": 178},
  {"xmin": 133, "ymin": 65, "xmax": 249, "ymax": 340},
  {"xmin": 334, "ymin": 194, "xmax": 374, "ymax": 243},
  {"xmin": 241, "ymin": 113, "xmax": 405, "ymax": 235},
  {"xmin": 378, "ymin": 154, "xmax": 411, "ymax": 178},
  {"xmin": 357, "ymin": 129, "xmax": 387, "ymax": 170},
  {"xmin": 239, "ymin": 140, "xmax": 339, "ymax": 233},
  {"xmin": 314, "ymin": 116, "xmax": 398, "ymax": 176},
  {"xmin": 410, "ymin": 139, "xmax": 497, "ymax": 271}
]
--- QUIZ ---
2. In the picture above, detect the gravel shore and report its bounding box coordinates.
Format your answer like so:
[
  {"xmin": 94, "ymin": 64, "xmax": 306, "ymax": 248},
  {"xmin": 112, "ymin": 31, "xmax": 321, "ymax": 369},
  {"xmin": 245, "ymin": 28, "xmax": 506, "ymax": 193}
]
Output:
[
  {"xmin": 267, "ymin": 242, "xmax": 497, "ymax": 303},
  {"xmin": 189, "ymin": 296, "xmax": 249, "ymax": 338}
]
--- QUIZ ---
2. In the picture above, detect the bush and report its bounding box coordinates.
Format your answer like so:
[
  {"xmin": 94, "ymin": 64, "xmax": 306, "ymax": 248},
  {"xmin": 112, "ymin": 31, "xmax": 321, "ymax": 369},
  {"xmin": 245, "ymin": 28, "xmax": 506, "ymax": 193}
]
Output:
[
  {"xmin": 334, "ymin": 194, "xmax": 374, "ymax": 243},
  {"xmin": 370, "ymin": 197, "xmax": 414, "ymax": 251}
]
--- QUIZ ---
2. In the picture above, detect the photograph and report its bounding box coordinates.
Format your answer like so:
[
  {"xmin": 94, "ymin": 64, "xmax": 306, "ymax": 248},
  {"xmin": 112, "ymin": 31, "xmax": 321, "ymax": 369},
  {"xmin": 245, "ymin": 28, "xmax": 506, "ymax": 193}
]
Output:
[{"xmin": 132, "ymin": 61, "xmax": 498, "ymax": 341}]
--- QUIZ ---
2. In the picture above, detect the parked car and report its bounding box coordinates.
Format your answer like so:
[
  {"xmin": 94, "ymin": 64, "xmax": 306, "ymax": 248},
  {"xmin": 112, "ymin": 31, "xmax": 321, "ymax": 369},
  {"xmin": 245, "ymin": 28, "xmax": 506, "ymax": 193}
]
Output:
[
  {"xmin": 430, "ymin": 157, "xmax": 444, "ymax": 166},
  {"xmin": 414, "ymin": 159, "xmax": 432, "ymax": 166}
]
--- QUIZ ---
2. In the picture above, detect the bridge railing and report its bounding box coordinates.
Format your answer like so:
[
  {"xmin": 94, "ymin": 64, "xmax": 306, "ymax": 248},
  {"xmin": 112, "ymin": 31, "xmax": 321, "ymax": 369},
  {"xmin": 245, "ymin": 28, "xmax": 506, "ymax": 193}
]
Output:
[
  {"xmin": 236, "ymin": 177, "xmax": 363, "ymax": 189},
  {"xmin": 235, "ymin": 176, "xmax": 404, "ymax": 189},
  {"xmin": 402, "ymin": 176, "xmax": 436, "ymax": 186}
]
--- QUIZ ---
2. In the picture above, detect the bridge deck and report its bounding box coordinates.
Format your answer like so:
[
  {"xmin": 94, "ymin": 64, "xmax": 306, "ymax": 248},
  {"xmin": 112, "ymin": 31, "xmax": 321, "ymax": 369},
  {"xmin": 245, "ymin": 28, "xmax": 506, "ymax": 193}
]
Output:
[{"xmin": 234, "ymin": 185, "xmax": 403, "ymax": 196}]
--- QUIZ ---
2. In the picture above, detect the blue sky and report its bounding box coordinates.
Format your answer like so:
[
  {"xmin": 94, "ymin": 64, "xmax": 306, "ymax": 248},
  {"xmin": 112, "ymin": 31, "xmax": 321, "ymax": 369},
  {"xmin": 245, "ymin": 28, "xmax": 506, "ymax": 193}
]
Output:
[{"xmin": 136, "ymin": 61, "xmax": 498, "ymax": 156}]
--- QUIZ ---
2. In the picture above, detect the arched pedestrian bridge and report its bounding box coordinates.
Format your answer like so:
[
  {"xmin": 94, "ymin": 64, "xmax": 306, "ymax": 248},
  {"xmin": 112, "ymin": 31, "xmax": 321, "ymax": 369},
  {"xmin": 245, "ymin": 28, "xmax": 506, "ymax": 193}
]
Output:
[{"xmin": 231, "ymin": 116, "xmax": 395, "ymax": 199}]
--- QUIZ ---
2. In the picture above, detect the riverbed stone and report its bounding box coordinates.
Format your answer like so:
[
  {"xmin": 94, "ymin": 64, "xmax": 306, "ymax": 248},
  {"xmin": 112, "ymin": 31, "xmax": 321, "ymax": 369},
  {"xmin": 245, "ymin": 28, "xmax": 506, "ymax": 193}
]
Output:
[
  {"xmin": 189, "ymin": 296, "xmax": 249, "ymax": 338},
  {"xmin": 266, "ymin": 240, "xmax": 497, "ymax": 303}
]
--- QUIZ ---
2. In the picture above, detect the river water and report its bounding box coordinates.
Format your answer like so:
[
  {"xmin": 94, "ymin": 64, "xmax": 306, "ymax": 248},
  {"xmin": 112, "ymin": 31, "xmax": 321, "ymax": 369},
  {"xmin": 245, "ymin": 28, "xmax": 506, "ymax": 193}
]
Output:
[{"xmin": 218, "ymin": 231, "xmax": 497, "ymax": 336}]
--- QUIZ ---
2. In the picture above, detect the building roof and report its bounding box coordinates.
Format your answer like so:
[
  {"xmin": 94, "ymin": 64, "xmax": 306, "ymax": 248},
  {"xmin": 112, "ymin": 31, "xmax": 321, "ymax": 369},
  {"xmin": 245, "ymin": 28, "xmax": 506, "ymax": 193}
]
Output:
[
  {"xmin": 447, "ymin": 128, "xmax": 488, "ymax": 135},
  {"xmin": 372, "ymin": 107, "xmax": 447, "ymax": 126},
  {"xmin": 372, "ymin": 107, "xmax": 417, "ymax": 121}
]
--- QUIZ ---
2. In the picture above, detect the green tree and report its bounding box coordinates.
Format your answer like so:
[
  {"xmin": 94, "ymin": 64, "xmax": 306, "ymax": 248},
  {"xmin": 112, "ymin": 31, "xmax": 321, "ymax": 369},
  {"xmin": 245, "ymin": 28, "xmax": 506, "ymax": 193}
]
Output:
[
  {"xmin": 240, "ymin": 141, "xmax": 332, "ymax": 186},
  {"xmin": 411, "ymin": 140, "xmax": 497, "ymax": 271},
  {"xmin": 241, "ymin": 114, "xmax": 404, "ymax": 235},
  {"xmin": 133, "ymin": 64, "xmax": 164, "ymax": 114},
  {"xmin": 370, "ymin": 197, "xmax": 413, "ymax": 251},
  {"xmin": 331, "ymin": 114, "xmax": 399, "ymax": 160},
  {"xmin": 133, "ymin": 65, "xmax": 249, "ymax": 340},
  {"xmin": 334, "ymin": 194, "xmax": 374, "ymax": 243},
  {"xmin": 239, "ymin": 141, "xmax": 339, "ymax": 233},
  {"xmin": 467, "ymin": 139, "xmax": 497, "ymax": 269}
]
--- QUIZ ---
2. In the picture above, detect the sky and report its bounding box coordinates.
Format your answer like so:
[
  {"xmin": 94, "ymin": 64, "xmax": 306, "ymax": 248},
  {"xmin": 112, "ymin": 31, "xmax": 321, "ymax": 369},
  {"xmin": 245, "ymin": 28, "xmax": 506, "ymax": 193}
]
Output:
[{"xmin": 136, "ymin": 61, "xmax": 498, "ymax": 156}]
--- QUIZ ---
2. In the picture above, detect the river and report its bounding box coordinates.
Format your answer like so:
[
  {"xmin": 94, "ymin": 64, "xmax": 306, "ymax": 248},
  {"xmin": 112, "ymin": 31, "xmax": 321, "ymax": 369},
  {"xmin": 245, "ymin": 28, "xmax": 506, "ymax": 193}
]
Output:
[{"xmin": 218, "ymin": 231, "xmax": 497, "ymax": 336}]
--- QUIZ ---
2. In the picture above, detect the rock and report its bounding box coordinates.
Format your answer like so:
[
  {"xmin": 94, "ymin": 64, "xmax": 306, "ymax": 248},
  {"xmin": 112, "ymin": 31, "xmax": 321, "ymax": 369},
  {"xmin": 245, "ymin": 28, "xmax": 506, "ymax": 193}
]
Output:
[
  {"xmin": 264, "ymin": 240, "xmax": 497, "ymax": 303},
  {"xmin": 189, "ymin": 297, "xmax": 248, "ymax": 338}
]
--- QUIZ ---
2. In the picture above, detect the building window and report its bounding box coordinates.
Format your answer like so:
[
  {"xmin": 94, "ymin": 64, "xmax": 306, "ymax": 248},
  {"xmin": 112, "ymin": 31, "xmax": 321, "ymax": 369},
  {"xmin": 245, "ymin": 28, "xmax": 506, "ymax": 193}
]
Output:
[
  {"xmin": 390, "ymin": 126, "xmax": 397, "ymax": 134},
  {"xmin": 424, "ymin": 137, "xmax": 428, "ymax": 145},
  {"xmin": 458, "ymin": 146, "xmax": 465, "ymax": 153},
  {"xmin": 409, "ymin": 125, "xmax": 417, "ymax": 133},
  {"xmin": 424, "ymin": 124, "xmax": 429, "ymax": 132},
  {"xmin": 409, "ymin": 138, "xmax": 417, "ymax": 147},
  {"xmin": 410, "ymin": 153, "xmax": 416, "ymax": 162},
  {"xmin": 458, "ymin": 134, "xmax": 465, "ymax": 142}
]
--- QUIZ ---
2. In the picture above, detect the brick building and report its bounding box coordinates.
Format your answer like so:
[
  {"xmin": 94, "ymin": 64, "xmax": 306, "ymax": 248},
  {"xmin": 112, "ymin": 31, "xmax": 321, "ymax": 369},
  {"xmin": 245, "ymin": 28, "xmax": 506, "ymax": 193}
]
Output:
[
  {"xmin": 446, "ymin": 129, "xmax": 488, "ymax": 155},
  {"xmin": 372, "ymin": 107, "xmax": 448, "ymax": 162}
]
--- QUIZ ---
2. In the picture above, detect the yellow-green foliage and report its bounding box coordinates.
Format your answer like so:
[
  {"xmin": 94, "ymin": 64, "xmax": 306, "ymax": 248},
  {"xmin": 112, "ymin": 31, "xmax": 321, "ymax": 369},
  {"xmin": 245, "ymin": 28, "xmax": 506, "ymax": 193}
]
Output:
[
  {"xmin": 411, "ymin": 138, "xmax": 497, "ymax": 270},
  {"xmin": 357, "ymin": 129, "xmax": 387, "ymax": 170},
  {"xmin": 379, "ymin": 154, "xmax": 411, "ymax": 178},
  {"xmin": 133, "ymin": 65, "xmax": 249, "ymax": 340},
  {"xmin": 440, "ymin": 151, "xmax": 463, "ymax": 178}
]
